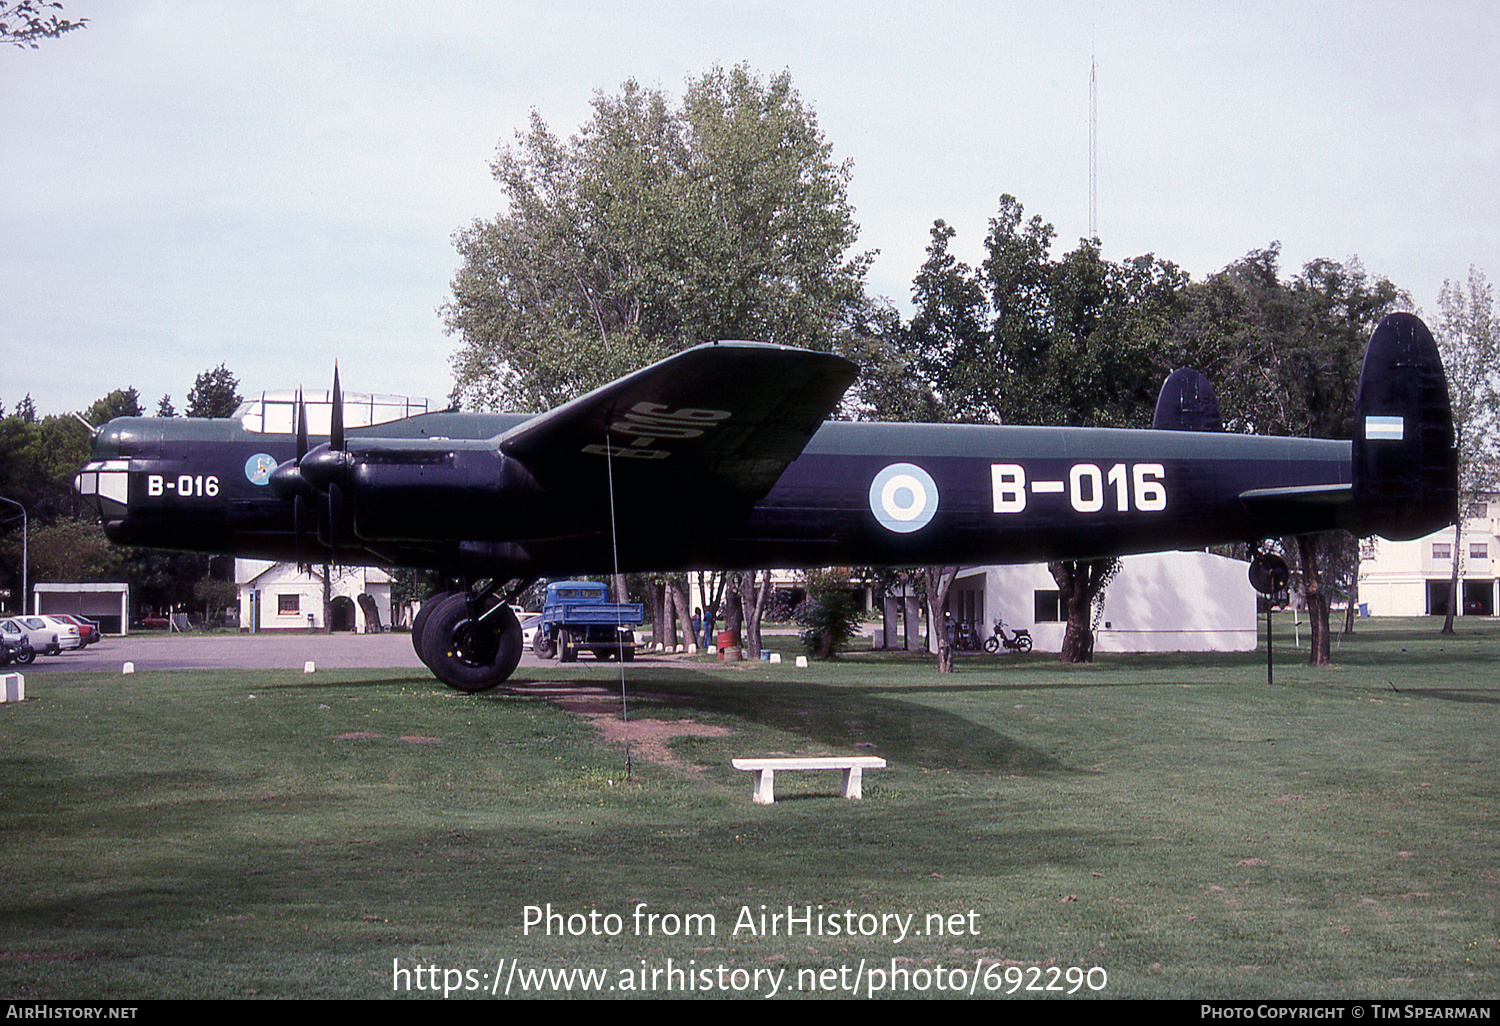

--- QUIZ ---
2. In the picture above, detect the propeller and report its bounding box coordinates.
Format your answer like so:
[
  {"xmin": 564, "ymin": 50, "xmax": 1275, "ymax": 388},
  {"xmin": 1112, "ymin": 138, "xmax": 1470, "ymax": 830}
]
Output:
[{"xmin": 269, "ymin": 373, "xmax": 352, "ymax": 569}]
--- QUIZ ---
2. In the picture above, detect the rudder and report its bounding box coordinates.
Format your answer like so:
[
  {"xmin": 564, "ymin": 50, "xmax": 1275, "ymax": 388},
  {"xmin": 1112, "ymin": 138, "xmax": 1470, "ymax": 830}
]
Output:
[{"xmin": 1345, "ymin": 312, "xmax": 1457, "ymax": 540}]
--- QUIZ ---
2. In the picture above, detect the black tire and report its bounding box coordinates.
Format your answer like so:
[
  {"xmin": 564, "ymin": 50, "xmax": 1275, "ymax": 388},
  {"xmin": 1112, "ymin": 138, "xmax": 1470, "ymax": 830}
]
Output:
[
  {"xmin": 533, "ymin": 629, "xmax": 555, "ymax": 659},
  {"xmin": 1016, "ymin": 635, "xmax": 1033, "ymax": 653},
  {"xmin": 983, "ymin": 636, "xmax": 999, "ymax": 654},
  {"xmin": 15, "ymin": 644, "xmax": 34, "ymax": 665},
  {"xmin": 411, "ymin": 591, "xmax": 453, "ymax": 669},
  {"xmin": 426, "ymin": 595, "xmax": 523, "ymax": 693},
  {"xmin": 559, "ymin": 629, "xmax": 577, "ymax": 663}
]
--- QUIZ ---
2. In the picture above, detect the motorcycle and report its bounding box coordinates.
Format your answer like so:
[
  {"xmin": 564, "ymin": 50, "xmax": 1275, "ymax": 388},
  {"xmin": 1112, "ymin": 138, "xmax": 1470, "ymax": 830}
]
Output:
[
  {"xmin": 944, "ymin": 614, "xmax": 986, "ymax": 652},
  {"xmin": 984, "ymin": 618, "xmax": 1033, "ymax": 654}
]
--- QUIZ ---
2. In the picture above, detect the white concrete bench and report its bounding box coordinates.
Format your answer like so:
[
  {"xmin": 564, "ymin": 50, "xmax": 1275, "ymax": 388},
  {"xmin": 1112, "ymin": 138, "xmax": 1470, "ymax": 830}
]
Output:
[{"xmin": 731, "ymin": 756, "xmax": 886, "ymax": 804}]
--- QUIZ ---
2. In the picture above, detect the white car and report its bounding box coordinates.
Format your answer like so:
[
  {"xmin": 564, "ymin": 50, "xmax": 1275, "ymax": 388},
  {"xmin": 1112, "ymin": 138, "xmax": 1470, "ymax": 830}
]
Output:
[
  {"xmin": 4, "ymin": 616, "xmax": 81, "ymax": 654},
  {"xmin": 519, "ymin": 613, "xmax": 541, "ymax": 650}
]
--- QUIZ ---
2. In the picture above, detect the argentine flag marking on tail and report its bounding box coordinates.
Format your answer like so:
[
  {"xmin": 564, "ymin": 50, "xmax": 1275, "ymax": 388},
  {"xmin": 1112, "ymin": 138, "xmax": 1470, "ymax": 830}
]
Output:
[{"xmin": 1365, "ymin": 415, "xmax": 1405, "ymax": 441}]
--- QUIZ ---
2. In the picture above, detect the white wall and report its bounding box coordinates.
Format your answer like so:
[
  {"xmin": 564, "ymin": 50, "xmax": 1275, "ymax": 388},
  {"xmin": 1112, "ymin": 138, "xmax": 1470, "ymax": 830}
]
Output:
[{"xmin": 978, "ymin": 551, "xmax": 1257, "ymax": 653}]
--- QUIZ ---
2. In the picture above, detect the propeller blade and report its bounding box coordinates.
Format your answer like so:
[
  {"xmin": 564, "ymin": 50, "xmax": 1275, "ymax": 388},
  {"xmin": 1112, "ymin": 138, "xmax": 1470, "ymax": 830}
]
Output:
[
  {"xmin": 293, "ymin": 493, "xmax": 309, "ymax": 572},
  {"xmin": 330, "ymin": 365, "xmax": 344, "ymax": 452},
  {"xmin": 327, "ymin": 481, "xmax": 344, "ymax": 568},
  {"xmin": 295, "ymin": 388, "xmax": 308, "ymax": 462}
]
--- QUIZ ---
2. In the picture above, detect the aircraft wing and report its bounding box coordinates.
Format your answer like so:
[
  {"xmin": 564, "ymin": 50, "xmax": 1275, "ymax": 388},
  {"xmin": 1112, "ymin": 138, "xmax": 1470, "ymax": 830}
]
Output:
[{"xmin": 497, "ymin": 341, "xmax": 859, "ymax": 515}]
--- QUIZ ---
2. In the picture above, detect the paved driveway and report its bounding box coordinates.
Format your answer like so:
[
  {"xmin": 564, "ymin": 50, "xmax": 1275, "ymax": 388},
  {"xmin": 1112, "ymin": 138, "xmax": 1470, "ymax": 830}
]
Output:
[{"xmin": 20, "ymin": 632, "xmax": 517, "ymax": 673}]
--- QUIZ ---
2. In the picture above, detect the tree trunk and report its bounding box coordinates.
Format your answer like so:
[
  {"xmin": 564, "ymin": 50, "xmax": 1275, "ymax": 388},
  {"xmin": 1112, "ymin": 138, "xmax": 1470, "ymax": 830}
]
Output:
[
  {"xmin": 1298, "ymin": 535, "xmax": 1333, "ymax": 666},
  {"xmin": 1048, "ymin": 559, "xmax": 1119, "ymax": 663},
  {"xmin": 923, "ymin": 566, "xmax": 957, "ymax": 673},
  {"xmin": 321, "ymin": 561, "xmax": 332, "ymax": 634},
  {"xmin": 647, "ymin": 580, "xmax": 665, "ymax": 649},
  {"xmin": 669, "ymin": 575, "xmax": 693, "ymax": 649},
  {"xmin": 738, "ymin": 570, "xmax": 772, "ymax": 659},
  {"xmin": 1442, "ymin": 518, "xmax": 1462, "ymax": 635},
  {"xmin": 723, "ymin": 581, "xmax": 744, "ymax": 643},
  {"xmin": 1343, "ymin": 568, "xmax": 1358, "ymax": 635}
]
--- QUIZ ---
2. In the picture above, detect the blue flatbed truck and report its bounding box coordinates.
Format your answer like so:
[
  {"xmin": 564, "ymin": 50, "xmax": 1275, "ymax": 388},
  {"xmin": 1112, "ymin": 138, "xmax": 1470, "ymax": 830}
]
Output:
[{"xmin": 532, "ymin": 580, "xmax": 642, "ymax": 662}]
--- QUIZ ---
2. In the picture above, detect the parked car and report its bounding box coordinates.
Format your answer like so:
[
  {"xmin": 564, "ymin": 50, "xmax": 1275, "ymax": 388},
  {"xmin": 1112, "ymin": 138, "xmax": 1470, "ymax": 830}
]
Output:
[
  {"xmin": 14, "ymin": 616, "xmax": 81, "ymax": 654},
  {"xmin": 0, "ymin": 617, "xmax": 73, "ymax": 655},
  {"xmin": 519, "ymin": 612, "xmax": 541, "ymax": 650},
  {"xmin": 49, "ymin": 613, "xmax": 102, "ymax": 645},
  {"xmin": 0, "ymin": 621, "xmax": 36, "ymax": 665}
]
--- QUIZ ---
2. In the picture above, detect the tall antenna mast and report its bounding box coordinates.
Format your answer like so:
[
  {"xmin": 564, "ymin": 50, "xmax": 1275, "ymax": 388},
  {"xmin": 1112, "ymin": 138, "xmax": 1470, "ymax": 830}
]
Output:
[{"xmin": 1089, "ymin": 55, "xmax": 1098, "ymax": 242}]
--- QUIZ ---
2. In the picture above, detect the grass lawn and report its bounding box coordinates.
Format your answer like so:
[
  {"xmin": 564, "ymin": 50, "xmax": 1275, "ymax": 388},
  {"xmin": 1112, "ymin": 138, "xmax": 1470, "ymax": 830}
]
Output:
[{"xmin": 0, "ymin": 617, "xmax": 1496, "ymax": 999}]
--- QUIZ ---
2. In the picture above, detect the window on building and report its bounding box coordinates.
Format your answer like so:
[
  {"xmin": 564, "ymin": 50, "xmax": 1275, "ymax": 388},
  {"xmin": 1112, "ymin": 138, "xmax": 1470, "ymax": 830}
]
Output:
[
  {"xmin": 1468, "ymin": 501, "xmax": 1489, "ymax": 518},
  {"xmin": 1472, "ymin": 543, "xmax": 1489, "ymax": 560},
  {"xmin": 278, "ymin": 594, "xmax": 300, "ymax": 614},
  {"xmin": 1034, "ymin": 590, "xmax": 1061, "ymax": 622},
  {"xmin": 1432, "ymin": 543, "xmax": 1452, "ymax": 561}
]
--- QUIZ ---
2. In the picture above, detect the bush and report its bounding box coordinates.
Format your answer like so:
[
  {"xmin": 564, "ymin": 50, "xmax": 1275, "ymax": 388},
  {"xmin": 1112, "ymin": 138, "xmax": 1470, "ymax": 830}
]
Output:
[{"xmin": 796, "ymin": 586, "xmax": 860, "ymax": 660}]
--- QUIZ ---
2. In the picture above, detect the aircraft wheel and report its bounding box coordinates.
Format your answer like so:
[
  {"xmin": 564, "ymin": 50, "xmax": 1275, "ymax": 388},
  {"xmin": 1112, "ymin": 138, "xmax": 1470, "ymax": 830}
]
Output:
[
  {"xmin": 982, "ymin": 637, "xmax": 999, "ymax": 654},
  {"xmin": 426, "ymin": 595, "xmax": 523, "ymax": 693},
  {"xmin": 411, "ymin": 590, "xmax": 453, "ymax": 668}
]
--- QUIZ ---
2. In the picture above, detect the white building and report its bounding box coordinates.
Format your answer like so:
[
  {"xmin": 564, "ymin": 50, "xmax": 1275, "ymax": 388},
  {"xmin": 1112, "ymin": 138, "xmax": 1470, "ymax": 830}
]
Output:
[
  {"xmin": 703, "ymin": 552, "xmax": 1258, "ymax": 654},
  {"xmin": 943, "ymin": 550, "xmax": 1258, "ymax": 653},
  {"xmin": 1359, "ymin": 499, "xmax": 1496, "ymax": 617},
  {"xmin": 235, "ymin": 560, "xmax": 393, "ymax": 633}
]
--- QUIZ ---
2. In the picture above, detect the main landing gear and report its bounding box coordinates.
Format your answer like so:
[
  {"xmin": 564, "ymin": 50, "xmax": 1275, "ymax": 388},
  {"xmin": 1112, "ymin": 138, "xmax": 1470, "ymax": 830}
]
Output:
[{"xmin": 413, "ymin": 582, "xmax": 530, "ymax": 693}]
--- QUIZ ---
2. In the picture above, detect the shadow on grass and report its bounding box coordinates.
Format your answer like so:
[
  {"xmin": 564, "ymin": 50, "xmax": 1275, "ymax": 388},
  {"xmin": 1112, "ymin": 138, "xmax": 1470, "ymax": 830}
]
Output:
[{"xmin": 481, "ymin": 667, "xmax": 1069, "ymax": 775}]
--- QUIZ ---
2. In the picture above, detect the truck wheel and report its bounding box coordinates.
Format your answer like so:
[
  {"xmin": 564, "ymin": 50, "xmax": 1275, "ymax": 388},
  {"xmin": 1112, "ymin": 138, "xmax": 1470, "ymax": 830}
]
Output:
[
  {"xmin": 533, "ymin": 630, "xmax": 555, "ymax": 659},
  {"xmin": 426, "ymin": 595, "xmax": 523, "ymax": 693},
  {"xmin": 559, "ymin": 629, "xmax": 577, "ymax": 663}
]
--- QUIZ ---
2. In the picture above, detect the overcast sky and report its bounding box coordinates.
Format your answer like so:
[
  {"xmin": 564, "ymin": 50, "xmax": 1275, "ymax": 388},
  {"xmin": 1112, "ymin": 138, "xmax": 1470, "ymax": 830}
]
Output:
[{"xmin": 4, "ymin": 0, "xmax": 1497, "ymax": 417}]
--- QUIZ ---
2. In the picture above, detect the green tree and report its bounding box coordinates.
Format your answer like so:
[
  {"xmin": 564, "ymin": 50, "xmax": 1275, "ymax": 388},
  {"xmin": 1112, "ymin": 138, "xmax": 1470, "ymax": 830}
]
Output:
[
  {"xmin": 445, "ymin": 64, "xmax": 871, "ymax": 412},
  {"xmin": 796, "ymin": 568, "xmax": 861, "ymax": 660},
  {"xmin": 186, "ymin": 365, "xmax": 242, "ymax": 418},
  {"xmin": 84, "ymin": 388, "xmax": 143, "ymax": 426},
  {"xmin": 892, "ymin": 197, "xmax": 1190, "ymax": 664},
  {"xmin": 1172, "ymin": 246, "xmax": 1403, "ymax": 664},
  {"xmin": 1434, "ymin": 267, "xmax": 1500, "ymax": 634}
]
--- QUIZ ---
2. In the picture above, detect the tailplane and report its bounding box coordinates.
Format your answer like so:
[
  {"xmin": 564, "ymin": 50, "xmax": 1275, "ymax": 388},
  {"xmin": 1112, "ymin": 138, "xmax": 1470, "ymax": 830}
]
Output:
[{"xmin": 1344, "ymin": 312, "xmax": 1458, "ymax": 540}]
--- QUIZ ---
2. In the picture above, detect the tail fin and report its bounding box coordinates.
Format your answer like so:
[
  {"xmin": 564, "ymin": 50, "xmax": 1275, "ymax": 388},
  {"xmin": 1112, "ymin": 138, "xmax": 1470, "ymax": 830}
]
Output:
[
  {"xmin": 1344, "ymin": 312, "xmax": 1457, "ymax": 540},
  {"xmin": 1152, "ymin": 368, "xmax": 1223, "ymax": 431}
]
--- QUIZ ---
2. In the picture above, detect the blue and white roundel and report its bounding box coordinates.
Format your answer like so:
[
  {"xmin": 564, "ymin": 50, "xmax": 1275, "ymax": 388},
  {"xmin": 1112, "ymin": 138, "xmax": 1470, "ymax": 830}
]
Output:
[
  {"xmin": 244, "ymin": 453, "xmax": 277, "ymax": 486},
  {"xmin": 869, "ymin": 463, "xmax": 938, "ymax": 533}
]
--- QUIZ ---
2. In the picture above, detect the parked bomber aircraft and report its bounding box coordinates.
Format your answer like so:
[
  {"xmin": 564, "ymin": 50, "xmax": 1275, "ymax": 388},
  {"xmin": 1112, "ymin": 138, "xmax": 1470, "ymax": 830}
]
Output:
[{"xmin": 75, "ymin": 312, "xmax": 1456, "ymax": 691}]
